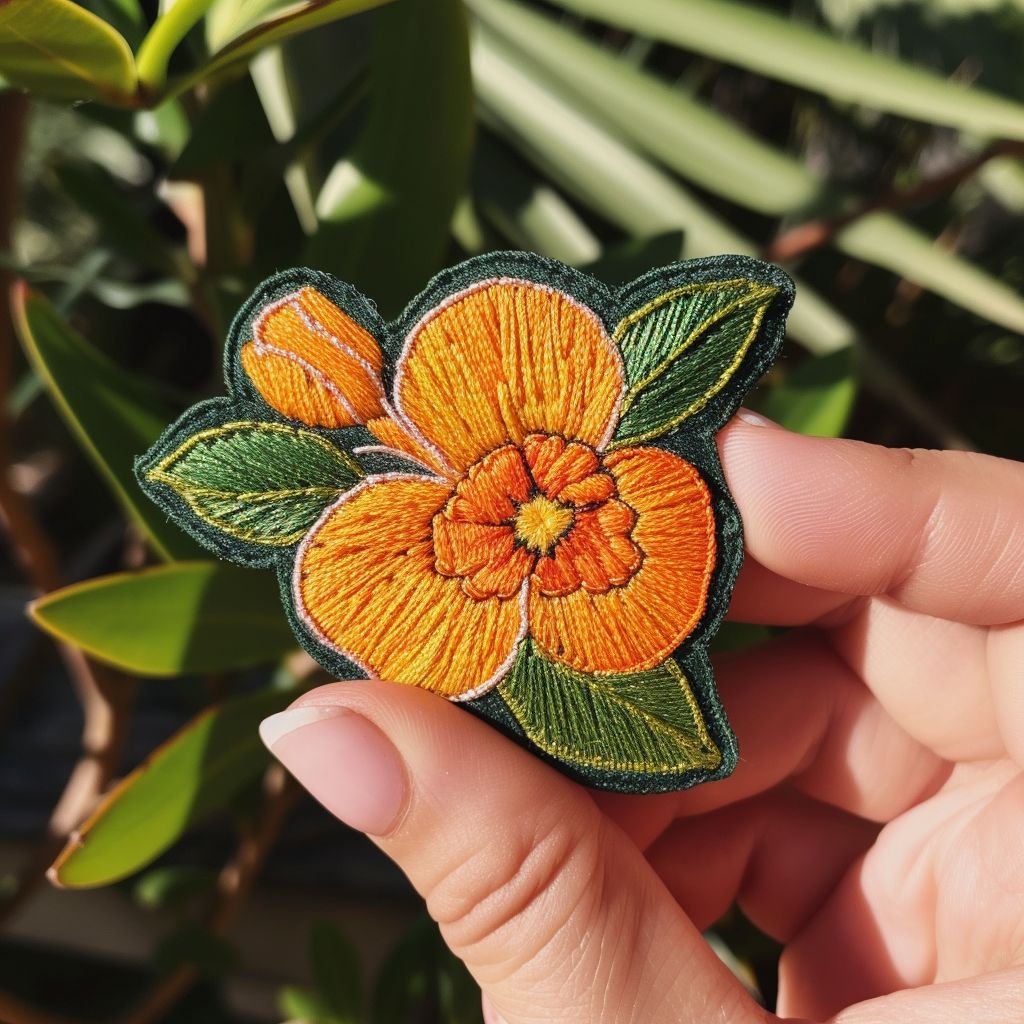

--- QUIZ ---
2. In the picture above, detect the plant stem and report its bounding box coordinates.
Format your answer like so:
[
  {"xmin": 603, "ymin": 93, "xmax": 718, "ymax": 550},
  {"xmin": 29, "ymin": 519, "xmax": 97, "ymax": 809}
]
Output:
[
  {"xmin": 135, "ymin": 0, "xmax": 218, "ymax": 99},
  {"xmin": 114, "ymin": 765, "xmax": 302, "ymax": 1024}
]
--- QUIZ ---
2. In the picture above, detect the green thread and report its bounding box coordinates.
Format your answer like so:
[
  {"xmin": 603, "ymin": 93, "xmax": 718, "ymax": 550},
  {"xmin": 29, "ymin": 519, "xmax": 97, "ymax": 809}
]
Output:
[
  {"xmin": 148, "ymin": 421, "xmax": 362, "ymax": 546},
  {"xmin": 612, "ymin": 281, "xmax": 778, "ymax": 445},
  {"xmin": 498, "ymin": 639, "xmax": 721, "ymax": 774}
]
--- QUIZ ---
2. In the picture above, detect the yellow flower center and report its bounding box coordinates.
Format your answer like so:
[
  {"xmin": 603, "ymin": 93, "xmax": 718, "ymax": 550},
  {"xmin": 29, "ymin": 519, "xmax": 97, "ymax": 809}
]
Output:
[{"xmin": 513, "ymin": 493, "xmax": 574, "ymax": 554}]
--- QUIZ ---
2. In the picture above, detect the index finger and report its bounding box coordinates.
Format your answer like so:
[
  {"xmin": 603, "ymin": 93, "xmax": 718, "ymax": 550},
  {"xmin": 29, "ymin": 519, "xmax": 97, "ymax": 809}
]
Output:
[{"xmin": 717, "ymin": 414, "xmax": 1024, "ymax": 626}]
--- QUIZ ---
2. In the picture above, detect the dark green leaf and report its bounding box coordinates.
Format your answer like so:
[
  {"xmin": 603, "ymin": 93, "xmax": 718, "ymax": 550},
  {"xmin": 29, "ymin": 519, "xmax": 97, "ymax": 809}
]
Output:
[
  {"xmin": 153, "ymin": 923, "xmax": 238, "ymax": 977},
  {"xmin": 169, "ymin": 73, "xmax": 275, "ymax": 177},
  {"xmin": 49, "ymin": 684, "xmax": 293, "ymax": 887},
  {"xmin": 53, "ymin": 161, "xmax": 188, "ymax": 281},
  {"xmin": 309, "ymin": 921, "xmax": 362, "ymax": 1024},
  {"xmin": 147, "ymin": 421, "xmax": 361, "ymax": 547},
  {"xmin": 498, "ymin": 640, "xmax": 720, "ymax": 775},
  {"xmin": 0, "ymin": 0, "xmax": 137, "ymax": 105},
  {"xmin": 305, "ymin": 0, "xmax": 474, "ymax": 317},
  {"xmin": 11, "ymin": 283, "xmax": 203, "ymax": 561},
  {"xmin": 757, "ymin": 349, "xmax": 857, "ymax": 438},
  {"xmin": 611, "ymin": 278, "xmax": 779, "ymax": 445},
  {"xmin": 133, "ymin": 864, "xmax": 219, "ymax": 911},
  {"xmin": 29, "ymin": 562, "xmax": 295, "ymax": 676}
]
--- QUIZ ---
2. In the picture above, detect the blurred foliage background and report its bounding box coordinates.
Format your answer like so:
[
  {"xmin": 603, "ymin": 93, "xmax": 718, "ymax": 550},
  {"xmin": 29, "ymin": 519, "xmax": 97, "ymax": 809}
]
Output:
[{"xmin": 0, "ymin": 0, "xmax": 1023, "ymax": 1019}]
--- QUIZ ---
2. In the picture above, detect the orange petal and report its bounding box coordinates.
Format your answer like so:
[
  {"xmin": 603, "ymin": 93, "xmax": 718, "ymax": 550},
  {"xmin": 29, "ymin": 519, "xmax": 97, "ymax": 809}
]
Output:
[
  {"xmin": 446, "ymin": 446, "xmax": 531, "ymax": 525},
  {"xmin": 364, "ymin": 415, "xmax": 453, "ymax": 479},
  {"xmin": 244, "ymin": 288, "xmax": 385, "ymax": 428},
  {"xmin": 524, "ymin": 434, "xmax": 599, "ymax": 498},
  {"xmin": 529, "ymin": 448, "xmax": 715, "ymax": 673},
  {"xmin": 557, "ymin": 473, "xmax": 616, "ymax": 507},
  {"xmin": 395, "ymin": 281, "xmax": 624, "ymax": 473},
  {"xmin": 433, "ymin": 517, "xmax": 534, "ymax": 599},
  {"xmin": 296, "ymin": 476, "xmax": 525, "ymax": 698}
]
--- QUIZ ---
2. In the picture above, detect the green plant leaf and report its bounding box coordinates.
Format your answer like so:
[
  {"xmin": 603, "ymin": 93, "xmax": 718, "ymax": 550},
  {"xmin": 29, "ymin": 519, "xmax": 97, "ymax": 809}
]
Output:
[
  {"xmin": 133, "ymin": 864, "xmax": 219, "ymax": 911},
  {"xmin": 280, "ymin": 986, "xmax": 338, "ymax": 1024},
  {"xmin": 758, "ymin": 349, "xmax": 857, "ymax": 438},
  {"xmin": 309, "ymin": 921, "xmax": 362, "ymax": 1024},
  {"xmin": 611, "ymin": 279, "xmax": 780, "ymax": 445},
  {"xmin": 53, "ymin": 161, "xmax": 189, "ymax": 281},
  {"xmin": 835, "ymin": 211, "xmax": 1024, "ymax": 336},
  {"xmin": 168, "ymin": 71, "xmax": 275, "ymax": 178},
  {"xmin": 166, "ymin": 0, "xmax": 392, "ymax": 101},
  {"xmin": 498, "ymin": 641, "xmax": 721, "ymax": 775},
  {"xmin": 468, "ymin": 0, "xmax": 820, "ymax": 216},
  {"xmin": 29, "ymin": 562, "xmax": 294, "ymax": 676},
  {"xmin": 11, "ymin": 283, "xmax": 203, "ymax": 562},
  {"xmin": 582, "ymin": 232, "xmax": 684, "ymax": 289},
  {"xmin": 147, "ymin": 421, "xmax": 362, "ymax": 547},
  {"xmin": 305, "ymin": 0, "xmax": 474, "ymax": 317},
  {"xmin": 153, "ymin": 922, "xmax": 238, "ymax": 977},
  {"xmin": 0, "ymin": 0, "xmax": 137, "ymax": 105},
  {"xmin": 78, "ymin": 0, "xmax": 147, "ymax": 50},
  {"xmin": 551, "ymin": 0, "xmax": 1024, "ymax": 141},
  {"xmin": 48, "ymin": 684, "xmax": 293, "ymax": 888}
]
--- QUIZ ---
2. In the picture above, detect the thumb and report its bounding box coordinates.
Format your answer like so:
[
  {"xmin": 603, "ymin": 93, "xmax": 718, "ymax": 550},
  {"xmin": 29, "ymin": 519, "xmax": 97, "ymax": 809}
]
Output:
[{"xmin": 260, "ymin": 679, "xmax": 766, "ymax": 1024}]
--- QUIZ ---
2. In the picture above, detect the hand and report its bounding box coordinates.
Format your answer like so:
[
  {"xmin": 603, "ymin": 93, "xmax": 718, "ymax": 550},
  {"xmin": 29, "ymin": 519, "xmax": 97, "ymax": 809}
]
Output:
[{"xmin": 259, "ymin": 413, "xmax": 1024, "ymax": 1024}]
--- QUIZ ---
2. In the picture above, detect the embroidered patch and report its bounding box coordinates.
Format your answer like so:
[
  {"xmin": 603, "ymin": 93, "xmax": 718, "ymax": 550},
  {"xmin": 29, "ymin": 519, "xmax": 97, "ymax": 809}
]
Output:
[{"xmin": 136, "ymin": 253, "xmax": 793, "ymax": 794}]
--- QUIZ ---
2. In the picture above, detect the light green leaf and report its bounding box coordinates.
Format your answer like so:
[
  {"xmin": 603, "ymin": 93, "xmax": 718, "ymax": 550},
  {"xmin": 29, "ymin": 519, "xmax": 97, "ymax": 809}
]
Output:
[
  {"xmin": 551, "ymin": 0, "xmax": 1024, "ymax": 141},
  {"xmin": 11, "ymin": 284, "xmax": 203, "ymax": 562},
  {"xmin": 49, "ymin": 684, "xmax": 293, "ymax": 887},
  {"xmin": 135, "ymin": 0, "xmax": 217, "ymax": 96},
  {"xmin": 280, "ymin": 986, "xmax": 339, "ymax": 1024},
  {"xmin": 147, "ymin": 421, "xmax": 362, "ymax": 546},
  {"xmin": 758, "ymin": 349, "xmax": 857, "ymax": 438},
  {"xmin": 309, "ymin": 921, "xmax": 362, "ymax": 1024},
  {"xmin": 305, "ymin": 0, "xmax": 474, "ymax": 317},
  {"xmin": 612, "ymin": 279, "xmax": 780, "ymax": 444},
  {"xmin": 78, "ymin": 0, "xmax": 147, "ymax": 50},
  {"xmin": 0, "ymin": 0, "xmax": 137, "ymax": 105},
  {"xmin": 498, "ymin": 641, "xmax": 721, "ymax": 775},
  {"xmin": 468, "ymin": 0, "xmax": 820, "ymax": 215},
  {"xmin": 835, "ymin": 211, "xmax": 1024, "ymax": 335},
  {"xmin": 165, "ymin": 0, "xmax": 392, "ymax": 102},
  {"xmin": 29, "ymin": 562, "xmax": 295, "ymax": 676}
]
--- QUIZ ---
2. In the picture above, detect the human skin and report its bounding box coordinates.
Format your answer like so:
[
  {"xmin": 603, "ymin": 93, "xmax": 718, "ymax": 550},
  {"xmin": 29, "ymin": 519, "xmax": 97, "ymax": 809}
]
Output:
[{"xmin": 260, "ymin": 412, "xmax": 1024, "ymax": 1024}]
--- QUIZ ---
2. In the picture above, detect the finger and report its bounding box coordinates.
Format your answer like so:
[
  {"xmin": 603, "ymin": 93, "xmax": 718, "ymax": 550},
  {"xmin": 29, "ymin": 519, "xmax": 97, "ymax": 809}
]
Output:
[
  {"xmin": 830, "ymin": 967, "xmax": 1024, "ymax": 1024},
  {"xmin": 829, "ymin": 595, "xmax": 1005, "ymax": 762},
  {"xmin": 717, "ymin": 417, "xmax": 1024, "ymax": 625},
  {"xmin": 594, "ymin": 630, "xmax": 948, "ymax": 850},
  {"xmin": 727, "ymin": 554, "xmax": 857, "ymax": 627},
  {"xmin": 779, "ymin": 762, "xmax": 1024, "ymax": 1019},
  {"xmin": 645, "ymin": 787, "xmax": 879, "ymax": 938},
  {"xmin": 260, "ymin": 682, "xmax": 769, "ymax": 1024}
]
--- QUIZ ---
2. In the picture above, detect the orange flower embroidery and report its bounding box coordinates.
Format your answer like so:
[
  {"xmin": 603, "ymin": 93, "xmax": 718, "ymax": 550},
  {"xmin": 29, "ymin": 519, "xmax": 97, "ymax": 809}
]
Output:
[{"xmin": 247, "ymin": 278, "xmax": 716, "ymax": 700}]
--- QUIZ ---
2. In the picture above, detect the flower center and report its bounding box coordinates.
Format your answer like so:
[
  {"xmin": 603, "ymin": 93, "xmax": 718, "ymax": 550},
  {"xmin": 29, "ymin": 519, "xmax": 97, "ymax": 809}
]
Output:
[{"xmin": 514, "ymin": 493, "xmax": 574, "ymax": 555}]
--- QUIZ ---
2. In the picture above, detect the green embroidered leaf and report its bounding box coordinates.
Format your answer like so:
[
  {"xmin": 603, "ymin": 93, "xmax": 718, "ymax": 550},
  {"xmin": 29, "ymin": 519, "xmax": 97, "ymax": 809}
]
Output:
[
  {"xmin": 498, "ymin": 640, "xmax": 720, "ymax": 774},
  {"xmin": 148, "ymin": 422, "xmax": 362, "ymax": 546},
  {"xmin": 611, "ymin": 279, "xmax": 779, "ymax": 445},
  {"xmin": 48, "ymin": 684, "xmax": 292, "ymax": 888},
  {"xmin": 29, "ymin": 562, "xmax": 295, "ymax": 675}
]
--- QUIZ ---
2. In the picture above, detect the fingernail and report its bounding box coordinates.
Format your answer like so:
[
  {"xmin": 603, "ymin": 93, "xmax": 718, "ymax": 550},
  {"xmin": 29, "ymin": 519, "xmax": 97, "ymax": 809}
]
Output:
[
  {"xmin": 260, "ymin": 705, "xmax": 406, "ymax": 836},
  {"xmin": 736, "ymin": 407, "xmax": 781, "ymax": 428}
]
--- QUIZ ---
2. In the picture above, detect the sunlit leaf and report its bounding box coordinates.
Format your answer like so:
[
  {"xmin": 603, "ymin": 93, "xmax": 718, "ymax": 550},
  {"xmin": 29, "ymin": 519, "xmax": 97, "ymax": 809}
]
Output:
[
  {"xmin": 11, "ymin": 284, "xmax": 203, "ymax": 561},
  {"xmin": 48, "ymin": 684, "xmax": 293, "ymax": 888},
  {"xmin": 305, "ymin": 0, "xmax": 474, "ymax": 316},
  {"xmin": 0, "ymin": 0, "xmax": 137, "ymax": 105},
  {"xmin": 758, "ymin": 349, "xmax": 857, "ymax": 438},
  {"xmin": 29, "ymin": 562, "xmax": 294, "ymax": 676},
  {"xmin": 78, "ymin": 0, "xmax": 147, "ymax": 50},
  {"xmin": 468, "ymin": 0, "xmax": 821, "ymax": 215},
  {"xmin": 551, "ymin": 0, "xmax": 1024, "ymax": 140},
  {"xmin": 498, "ymin": 641, "xmax": 721, "ymax": 776},
  {"xmin": 166, "ymin": 0, "xmax": 392, "ymax": 101}
]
